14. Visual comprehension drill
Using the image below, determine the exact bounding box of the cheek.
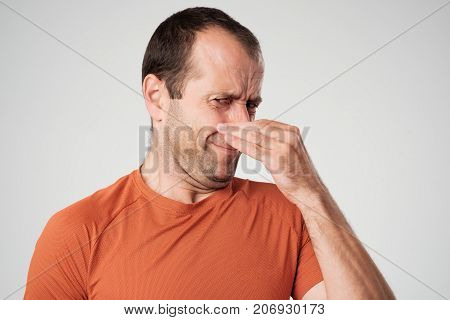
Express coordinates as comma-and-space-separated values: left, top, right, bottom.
175, 101, 235, 146
196, 112, 225, 137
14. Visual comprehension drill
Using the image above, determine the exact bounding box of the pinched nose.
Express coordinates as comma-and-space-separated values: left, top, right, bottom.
227, 103, 250, 123
210, 103, 249, 150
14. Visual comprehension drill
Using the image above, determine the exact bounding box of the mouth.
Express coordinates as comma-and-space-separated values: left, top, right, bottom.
209, 141, 237, 152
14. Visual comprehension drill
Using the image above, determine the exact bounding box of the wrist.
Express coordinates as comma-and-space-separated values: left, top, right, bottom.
291, 187, 326, 212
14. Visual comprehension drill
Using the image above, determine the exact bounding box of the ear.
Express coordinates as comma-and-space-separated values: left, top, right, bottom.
142, 74, 165, 123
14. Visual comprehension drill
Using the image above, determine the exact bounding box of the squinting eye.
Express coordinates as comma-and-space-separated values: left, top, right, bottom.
246, 102, 259, 109
214, 98, 232, 105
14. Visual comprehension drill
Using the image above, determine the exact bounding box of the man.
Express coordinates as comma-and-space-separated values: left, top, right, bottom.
24, 7, 395, 299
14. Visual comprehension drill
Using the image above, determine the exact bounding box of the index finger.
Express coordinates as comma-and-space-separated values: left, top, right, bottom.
217, 120, 296, 142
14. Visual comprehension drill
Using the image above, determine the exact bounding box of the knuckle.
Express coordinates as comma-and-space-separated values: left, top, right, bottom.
291, 125, 301, 135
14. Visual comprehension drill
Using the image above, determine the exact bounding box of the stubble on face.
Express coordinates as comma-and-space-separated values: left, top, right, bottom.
163, 99, 240, 189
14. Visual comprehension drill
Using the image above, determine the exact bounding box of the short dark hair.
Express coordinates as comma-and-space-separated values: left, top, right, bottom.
141, 7, 263, 99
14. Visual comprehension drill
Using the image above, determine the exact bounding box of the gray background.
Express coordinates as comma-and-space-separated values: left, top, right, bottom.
1, 0, 449, 299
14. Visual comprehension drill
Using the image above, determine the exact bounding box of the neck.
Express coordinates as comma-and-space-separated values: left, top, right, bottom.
140, 146, 223, 204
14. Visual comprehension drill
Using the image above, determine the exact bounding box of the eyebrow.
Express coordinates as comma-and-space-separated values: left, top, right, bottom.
250, 96, 263, 104
206, 91, 263, 104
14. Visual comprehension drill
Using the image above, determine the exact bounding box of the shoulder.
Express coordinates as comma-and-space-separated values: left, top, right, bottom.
41, 170, 142, 246
231, 176, 303, 236
24, 170, 143, 299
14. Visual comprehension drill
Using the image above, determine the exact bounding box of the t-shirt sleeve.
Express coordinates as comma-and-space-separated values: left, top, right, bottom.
291, 213, 323, 299
23, 205, 92, 300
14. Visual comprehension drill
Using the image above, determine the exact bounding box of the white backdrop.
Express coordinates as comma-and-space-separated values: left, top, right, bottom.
1, 0, 449, 299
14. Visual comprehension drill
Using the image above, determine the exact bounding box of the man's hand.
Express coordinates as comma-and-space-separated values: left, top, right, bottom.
217, 119, 324, 206
217, 118, 396, 299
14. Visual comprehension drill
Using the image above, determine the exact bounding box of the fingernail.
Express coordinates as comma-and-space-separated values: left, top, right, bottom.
217, 123, 227, 131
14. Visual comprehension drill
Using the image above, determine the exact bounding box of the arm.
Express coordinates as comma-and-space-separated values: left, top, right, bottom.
302, 281, 327, 299
217, 119, 395, 300
24, 205, 91, 299
293, 185, 395, 299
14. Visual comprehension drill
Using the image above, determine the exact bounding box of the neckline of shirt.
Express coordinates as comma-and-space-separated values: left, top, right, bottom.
131, 164, 234, 215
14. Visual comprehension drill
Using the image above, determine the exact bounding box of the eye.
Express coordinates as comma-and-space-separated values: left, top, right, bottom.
214, 98, 232, 106
246, 102, 259, 109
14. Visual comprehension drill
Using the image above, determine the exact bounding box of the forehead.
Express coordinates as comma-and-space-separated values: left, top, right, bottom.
189, 27, 264, 97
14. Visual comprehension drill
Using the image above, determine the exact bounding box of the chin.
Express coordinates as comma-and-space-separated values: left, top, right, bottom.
196, 147, 240, 186
197, 162, 234, 185
212, 170, 234, 182
212, 160, 239, 182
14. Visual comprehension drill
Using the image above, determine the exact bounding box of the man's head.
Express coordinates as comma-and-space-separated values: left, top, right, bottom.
141, 7, 264, 189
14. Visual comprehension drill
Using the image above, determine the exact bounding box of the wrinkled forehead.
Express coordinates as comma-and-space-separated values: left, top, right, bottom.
190, 27, 264, 98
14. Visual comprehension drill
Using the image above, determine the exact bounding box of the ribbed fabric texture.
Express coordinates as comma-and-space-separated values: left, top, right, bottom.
23, 165, 323, 300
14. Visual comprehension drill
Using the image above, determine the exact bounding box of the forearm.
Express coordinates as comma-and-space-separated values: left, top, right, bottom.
293, 186, 395, 299
217, 118, 396, 298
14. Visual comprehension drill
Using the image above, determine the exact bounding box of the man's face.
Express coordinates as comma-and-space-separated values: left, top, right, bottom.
161, 27, 264, 189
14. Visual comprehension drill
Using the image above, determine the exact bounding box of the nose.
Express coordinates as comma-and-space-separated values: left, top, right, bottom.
225, 101, 250, 123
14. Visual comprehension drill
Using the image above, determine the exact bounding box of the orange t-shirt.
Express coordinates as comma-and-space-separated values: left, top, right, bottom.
23, 165, 323, 300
